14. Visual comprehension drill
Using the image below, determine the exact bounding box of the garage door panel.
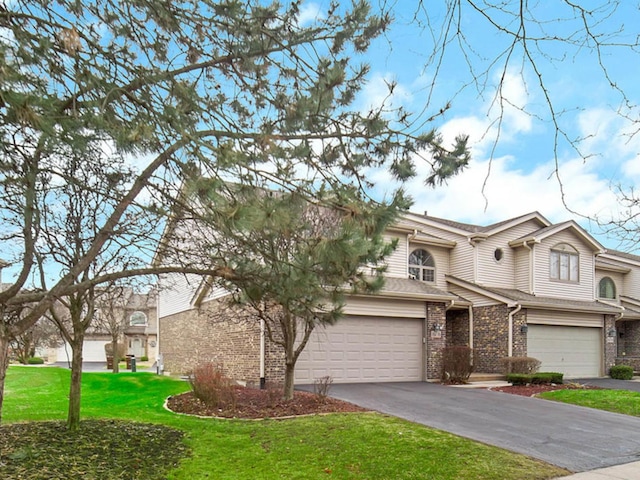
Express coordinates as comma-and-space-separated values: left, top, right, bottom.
528, 325, 602, 378
295, 316, 423, 384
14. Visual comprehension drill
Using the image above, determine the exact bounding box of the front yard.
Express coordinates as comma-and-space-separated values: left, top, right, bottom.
539, 387, 640, 416
1, 366, 568, 479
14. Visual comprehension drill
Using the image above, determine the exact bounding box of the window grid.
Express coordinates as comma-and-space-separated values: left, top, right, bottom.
409, 249, 435, 283
550, 248, 579, 282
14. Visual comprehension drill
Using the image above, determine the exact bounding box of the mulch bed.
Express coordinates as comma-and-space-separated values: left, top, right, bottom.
166, 387, 368, 419
490, 383, 603, 397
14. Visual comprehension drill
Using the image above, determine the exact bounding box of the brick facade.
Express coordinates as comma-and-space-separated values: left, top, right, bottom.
616, 319, 640, 373
512, 309, 527, 358
159, 299, 285, 387
446, 309, 470, 347
472, 305, 509, 373
426, 302, 447, 379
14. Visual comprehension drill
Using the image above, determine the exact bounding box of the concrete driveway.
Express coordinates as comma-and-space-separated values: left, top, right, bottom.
310, 382, 640, 472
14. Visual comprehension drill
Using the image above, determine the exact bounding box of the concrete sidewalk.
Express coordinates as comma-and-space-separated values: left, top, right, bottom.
557, 461, 640, 479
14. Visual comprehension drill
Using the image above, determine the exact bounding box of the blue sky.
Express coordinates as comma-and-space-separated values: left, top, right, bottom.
304, 1, 640, 250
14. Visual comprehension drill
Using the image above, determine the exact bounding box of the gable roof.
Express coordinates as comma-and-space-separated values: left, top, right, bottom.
600, 249, 640, 267
447, 275, 621, 314
508, 220, 604, 252
403, 211, 551, 238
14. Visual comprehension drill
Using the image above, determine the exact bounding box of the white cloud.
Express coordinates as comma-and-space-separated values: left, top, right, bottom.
297, 3, 325, 26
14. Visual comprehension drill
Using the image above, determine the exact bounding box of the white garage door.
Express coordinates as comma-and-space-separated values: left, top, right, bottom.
294, 316, 423, 384
528, 325, 602, 377
56, 340, 109, 363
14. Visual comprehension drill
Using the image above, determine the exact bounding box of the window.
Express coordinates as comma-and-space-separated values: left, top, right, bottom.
130, 311, 147, 326
549, 243, 579, 282
409, 249, 435, 282
598, 277, 616, 299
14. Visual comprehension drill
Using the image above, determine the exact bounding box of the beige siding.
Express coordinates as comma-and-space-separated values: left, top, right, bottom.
383, 232, 408, 278
447, 284, 500, 307
476, 219, 543, 288
624, 268, 640, 298
514, 247, 531, 292
416, 225, 473, 280
157, 272, 202, 318
344, 296, 425, 318
527, 310, 604, 328
408, 243, 450, 289
533, 230, 596, 300
605, 259, 640, 299
595, 270, 624, 302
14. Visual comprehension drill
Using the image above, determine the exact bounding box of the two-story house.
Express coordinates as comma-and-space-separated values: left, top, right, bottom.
157, 211, 640, 385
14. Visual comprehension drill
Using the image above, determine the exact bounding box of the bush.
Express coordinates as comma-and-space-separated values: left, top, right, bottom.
188, 363, 236, 409
140, 356, 149, 362
507, 372, 564, 385
610, 365, 634, 380
506, 374, 531, 385
441, 346, 474, 384
27, 357, 44, 365
531, 372, 563, 384
500, 357, 541, 375
313, 376, 333, 402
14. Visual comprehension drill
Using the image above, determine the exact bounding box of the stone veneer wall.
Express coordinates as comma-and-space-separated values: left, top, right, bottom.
426, 302, 447, 379
446, 310, 470, 347
159, 300, 263, 386
617, 320, 640, 357
602, 314, 616, 374
472, 304, 509, 373
512, 309, 527, 358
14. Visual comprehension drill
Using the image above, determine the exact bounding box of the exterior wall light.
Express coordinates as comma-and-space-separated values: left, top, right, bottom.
520, 325, 528, 334
607, 328, 616, 338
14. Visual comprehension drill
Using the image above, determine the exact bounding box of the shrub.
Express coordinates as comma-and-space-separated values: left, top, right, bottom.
27, 357, 44, 365
506, 374, 531, 385
140, 356, 149, 362
263, 382, 283, 408
188, 363, 236, 409
500, 357, 541, 375
610, 365, 634, 380
313, 376, 333, 403
531, 372, 563, 384
507, 372, 563, 385
441, 346, 474, 384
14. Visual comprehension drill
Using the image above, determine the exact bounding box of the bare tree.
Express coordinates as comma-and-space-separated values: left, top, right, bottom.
94, 286, 134, 374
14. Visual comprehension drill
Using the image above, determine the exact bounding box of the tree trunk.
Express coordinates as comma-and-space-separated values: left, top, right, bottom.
283, 361, 296, 401
67, 337, 84, 431
111, 338, 119, 374
0, 333, 10, 425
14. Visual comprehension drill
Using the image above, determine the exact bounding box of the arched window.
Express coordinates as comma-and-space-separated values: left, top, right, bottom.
130, 311, 147, 326
409, 249, 435, 282
549, 243, 579, 282
598, 277, 616, 299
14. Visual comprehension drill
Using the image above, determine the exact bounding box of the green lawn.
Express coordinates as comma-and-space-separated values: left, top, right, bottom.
2, 366, 568, 479
539, 388, 640, 416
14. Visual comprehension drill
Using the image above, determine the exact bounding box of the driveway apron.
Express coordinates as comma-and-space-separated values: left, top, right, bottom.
316, 382, 640, 472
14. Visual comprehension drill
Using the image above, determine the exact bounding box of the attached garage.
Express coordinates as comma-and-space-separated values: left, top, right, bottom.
55, 339, 110, 363
527, 319, 603, 378
294, 316, 424, 384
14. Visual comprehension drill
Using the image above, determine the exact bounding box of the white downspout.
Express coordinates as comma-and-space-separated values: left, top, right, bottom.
523, 242, 534, 294
468, 238, 478, 283
508, 304, 522, 357
260, 319, 265, 388
468, 305, 474, 351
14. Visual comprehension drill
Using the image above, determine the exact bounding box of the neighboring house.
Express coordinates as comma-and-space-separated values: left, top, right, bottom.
50, 289, 159, 364
157, 211, 640, 385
